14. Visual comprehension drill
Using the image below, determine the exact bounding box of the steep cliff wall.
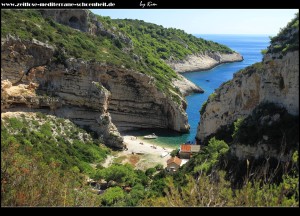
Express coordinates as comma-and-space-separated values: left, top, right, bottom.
197, 51, 299, 142
1, 37, 190, 149
60, 58, 189, 133
1, 36, 123, 149
195, 15, 299, 181
196, 15, 299, 156
1, 9, 246, 149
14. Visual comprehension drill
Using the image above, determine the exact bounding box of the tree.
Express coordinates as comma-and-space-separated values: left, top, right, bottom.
100, 187, 125, 206
170, 149, 179, 157
155, 164, 163, 171
145, 167, 156, 177
95, 164, 138, 186
125, 184, 145, 206
193, 137, 229, 174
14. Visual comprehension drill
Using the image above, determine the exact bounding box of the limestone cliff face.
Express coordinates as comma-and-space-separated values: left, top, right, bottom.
1, 36, 123, 149
197, 50, 299, 142
1, 37, 190, 148
167, 52, 243, 73
62, 59, 189, 133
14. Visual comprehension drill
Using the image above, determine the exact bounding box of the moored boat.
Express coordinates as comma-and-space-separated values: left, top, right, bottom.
143, 133, 158, 139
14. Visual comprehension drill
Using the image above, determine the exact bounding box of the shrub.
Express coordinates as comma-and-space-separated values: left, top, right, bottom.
100, 187, 125, 206
145, 167, 156, 177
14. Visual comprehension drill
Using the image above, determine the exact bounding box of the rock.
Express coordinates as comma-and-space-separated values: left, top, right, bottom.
172, 74, 204, 96
1, 37, 190, 148
166, 52, 243, 73
197, 50, 299, 142
39, 9, 90, 32
1, 36, 54, 84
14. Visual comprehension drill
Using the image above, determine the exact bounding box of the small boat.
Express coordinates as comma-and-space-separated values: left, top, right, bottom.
144, 133, 158, 139
160, 152, 169, 158
206, 79, 210, 82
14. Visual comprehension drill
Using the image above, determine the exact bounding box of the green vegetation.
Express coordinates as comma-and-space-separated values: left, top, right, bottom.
90, 163, 152, 206
1, 11, 298, 207
268, 13, 299, 55
192, 137, 229, 174
261, 49, 267, 55
139, 131, 298, 206
230, 103, 299, 151
93, 163, 143, 186
200, 92, 217, 116
115, 18, 233, 62
2, 110, 297, 206
1, 141, 102, 206
232, 118, 244, 139
140, 169, 298, 206
1, 113, 111, 206
1, 10, 133, 66
100, 187, 125, 206
1, 114, 110, 175
1, 9, 234, 103
208, 92, 217, 100
170, 148, 179, 157
200, 100, 208, 116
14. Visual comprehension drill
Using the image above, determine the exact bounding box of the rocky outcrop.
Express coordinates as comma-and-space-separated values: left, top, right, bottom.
62, 59, 189, 133
197, 52, 299, 143
196, 50, 299, 143
172, 74, 204, 96
39, 9, 90, 32
1, 37, 123, 149
1, 35, 54, 83
1, 37, 190, 148
166, 52, 243, 73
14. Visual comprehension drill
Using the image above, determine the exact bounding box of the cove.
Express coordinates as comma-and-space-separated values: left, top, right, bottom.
129, 34, 271, 148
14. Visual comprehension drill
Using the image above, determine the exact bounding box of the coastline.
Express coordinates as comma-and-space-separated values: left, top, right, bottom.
104, 135, 176, 170
167, 52, 243, 73
172, 73, 204, 96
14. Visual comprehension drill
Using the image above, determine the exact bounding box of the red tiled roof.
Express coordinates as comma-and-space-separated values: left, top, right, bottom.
180, 144, 191, 152
167, 156, 182, 166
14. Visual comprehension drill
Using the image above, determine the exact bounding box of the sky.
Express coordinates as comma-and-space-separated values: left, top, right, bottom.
91, 9, 298, 35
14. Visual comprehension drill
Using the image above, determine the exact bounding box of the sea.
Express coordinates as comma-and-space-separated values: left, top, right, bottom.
127, 34, 271, 148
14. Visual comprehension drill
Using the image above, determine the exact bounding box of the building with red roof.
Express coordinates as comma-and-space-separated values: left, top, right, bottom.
167, 156, 182, 172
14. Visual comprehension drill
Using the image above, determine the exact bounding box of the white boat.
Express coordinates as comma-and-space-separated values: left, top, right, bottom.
160, 152, 169, 158
143, 133, 158, 139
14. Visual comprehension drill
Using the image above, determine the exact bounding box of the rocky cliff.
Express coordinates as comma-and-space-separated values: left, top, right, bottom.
196, 15, 299, 161
194, 15, 299, 184
1, 9, 244, 149
197, 50, 299, 142
1, 36, 189, 148
1, 36, 123, 148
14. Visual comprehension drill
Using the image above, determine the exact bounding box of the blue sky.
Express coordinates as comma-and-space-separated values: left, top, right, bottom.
91, 9, 298, 35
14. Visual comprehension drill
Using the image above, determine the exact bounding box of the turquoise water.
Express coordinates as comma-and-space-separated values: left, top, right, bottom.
127, 35, 271, 148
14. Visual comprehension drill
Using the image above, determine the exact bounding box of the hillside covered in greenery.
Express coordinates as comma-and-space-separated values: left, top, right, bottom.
2, 10, 298, 207
268, 12, 299, 54
1, 9, 233, 96
1, 112, 110, 206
